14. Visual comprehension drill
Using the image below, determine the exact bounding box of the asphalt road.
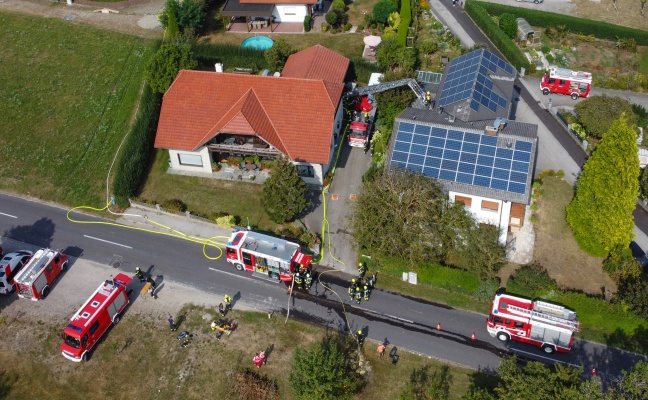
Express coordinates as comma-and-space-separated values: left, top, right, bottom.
1, 192, 645, 382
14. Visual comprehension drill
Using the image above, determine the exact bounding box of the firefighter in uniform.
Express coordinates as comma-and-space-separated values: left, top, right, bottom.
135, 267, 145, 283
224, 294, 232, 312
425, 91, 431, 105
354, 286, 362, 304
348, 278, 357, 298
357, 262, 367, 279
304, 273, 313, 290
294, 272, 304, 290
363, 283, 371, 301
356, 330, 365, 346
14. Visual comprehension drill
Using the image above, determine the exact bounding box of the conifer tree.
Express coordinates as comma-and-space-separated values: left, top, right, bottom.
566, 114, 639, 257
261, 156, 309, 223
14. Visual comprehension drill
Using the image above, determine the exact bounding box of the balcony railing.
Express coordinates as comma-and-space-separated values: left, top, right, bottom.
207, 142, 281, 158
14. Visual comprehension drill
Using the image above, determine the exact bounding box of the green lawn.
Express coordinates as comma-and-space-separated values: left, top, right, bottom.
0, 11, 154, 207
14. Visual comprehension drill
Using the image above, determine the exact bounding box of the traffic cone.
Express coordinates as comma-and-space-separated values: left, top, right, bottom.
436, 323, 441, 331
471, 332, 476, 341
592, 368, 596, 375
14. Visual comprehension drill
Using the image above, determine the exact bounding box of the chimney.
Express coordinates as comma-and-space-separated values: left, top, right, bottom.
484, 126, 498, 136
215, 63, 224, 73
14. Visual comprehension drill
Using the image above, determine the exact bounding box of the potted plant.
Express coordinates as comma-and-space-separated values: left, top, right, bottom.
211, 162, 221, 172
261, 160, 274, 170
227, 156, 241, 166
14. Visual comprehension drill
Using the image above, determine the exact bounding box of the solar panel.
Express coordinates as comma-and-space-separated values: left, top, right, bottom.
417, 70, 443, 84
390, 121, 533, 197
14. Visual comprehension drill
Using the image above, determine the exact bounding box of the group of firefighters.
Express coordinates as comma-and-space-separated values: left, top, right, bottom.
292, 264, 314, 291
348, 262, 377, 304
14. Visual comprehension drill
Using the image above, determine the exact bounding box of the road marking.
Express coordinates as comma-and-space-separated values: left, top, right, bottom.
354, 306, 414, 323
0, 212, 17, 219
208, 267, 244, 279
83, 235, 132, 249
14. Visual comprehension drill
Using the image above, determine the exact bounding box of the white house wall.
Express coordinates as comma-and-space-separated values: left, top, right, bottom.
273, 5, 308, 23
168, 147, 212, 174
449, 191, 512, 245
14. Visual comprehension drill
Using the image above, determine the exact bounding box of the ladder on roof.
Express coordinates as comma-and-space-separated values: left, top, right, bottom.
347, 79, 427, 102
505, 303, 580, 331
552, 68, 591, 82
15, 249, 56, 284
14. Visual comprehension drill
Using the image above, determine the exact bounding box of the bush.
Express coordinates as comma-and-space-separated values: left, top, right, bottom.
192, 42, 266, 72
373, 0, 397, 24
332, 0, 345, 10
506, 262, 558, 298
397, 0, 411, 46
325, 11, 338, 26
112, 82, 163, 207
464, 2, 529, 71
162, 198, 187, 213
633, 103, 648, 128
230, 368, 280, 400
344, 22, 352, 31
215, 215, 236, 229
303, 15, 311, 32
498, 13, 517, 39
357, 24, 364, 31
321, 23, 329, 32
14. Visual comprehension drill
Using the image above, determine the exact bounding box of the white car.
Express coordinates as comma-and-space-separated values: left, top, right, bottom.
0, 251, 33, 294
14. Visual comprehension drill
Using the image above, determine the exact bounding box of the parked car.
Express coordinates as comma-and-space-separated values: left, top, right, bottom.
0, 251, 33, 294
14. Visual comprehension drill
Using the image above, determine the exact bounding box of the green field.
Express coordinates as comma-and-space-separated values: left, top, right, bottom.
0, 11, 154, 207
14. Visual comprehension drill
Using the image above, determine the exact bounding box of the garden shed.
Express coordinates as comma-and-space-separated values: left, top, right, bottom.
517, 18, 540, 45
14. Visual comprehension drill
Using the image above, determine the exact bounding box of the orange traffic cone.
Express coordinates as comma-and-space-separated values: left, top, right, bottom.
436, 323, 441, 331
471, 332, 476, 341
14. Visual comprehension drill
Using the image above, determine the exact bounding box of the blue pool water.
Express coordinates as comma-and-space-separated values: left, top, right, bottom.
241, 36, 274, 51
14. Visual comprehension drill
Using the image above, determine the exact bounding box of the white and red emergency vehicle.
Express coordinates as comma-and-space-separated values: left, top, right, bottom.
0, 251, 33, 295
225, 230, 312, 283
486, 292, 580, 354
13, 248, 68, 300
540, 67, 592, 100
348, 95, 376, 151
61, 273, 132, 362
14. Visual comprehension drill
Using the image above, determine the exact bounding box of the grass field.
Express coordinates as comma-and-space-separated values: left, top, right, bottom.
0, 11, 153, 207
0, 305, 476, 399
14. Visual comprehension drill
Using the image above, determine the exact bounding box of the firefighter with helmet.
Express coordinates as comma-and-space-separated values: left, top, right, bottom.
224, 294, 232, 312
356, 330, 365, 346
294, 272, 304, 289
348, 278, 357, 298
363, 283, 371, 301
358, 262, 367, 279
304, 273, 313, 290
135, 267, 145, 283
354, 286, 362, 304
425, 91, 431, 105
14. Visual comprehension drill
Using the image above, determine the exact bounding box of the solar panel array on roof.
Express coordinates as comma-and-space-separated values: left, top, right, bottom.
390, 121, 532, 195
438, 50, 514, 113
417, 70, 443, 84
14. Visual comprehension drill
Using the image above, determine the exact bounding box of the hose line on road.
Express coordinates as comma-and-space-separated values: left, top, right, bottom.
66, 202, 227, 260
316, 269, 352, 334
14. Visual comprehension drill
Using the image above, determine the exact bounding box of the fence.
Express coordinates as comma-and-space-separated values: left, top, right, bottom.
128, 199, 218, 226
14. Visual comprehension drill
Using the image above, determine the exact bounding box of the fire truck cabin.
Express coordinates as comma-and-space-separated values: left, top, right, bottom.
225, 230, 311, 282
61, 273, 132, 362
486, 292, 579, 354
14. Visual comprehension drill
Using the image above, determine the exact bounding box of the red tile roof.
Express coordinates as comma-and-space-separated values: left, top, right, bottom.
282, 45, 350, 87
155, 68, 347, 164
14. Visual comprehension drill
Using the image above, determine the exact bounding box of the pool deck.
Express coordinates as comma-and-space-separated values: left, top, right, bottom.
227, 21, 304, 34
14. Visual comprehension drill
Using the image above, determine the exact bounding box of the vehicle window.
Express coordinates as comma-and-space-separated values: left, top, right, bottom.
89, 321, 100, 335
54, 255, 60, 264
494, 317, 504, 324
514, 322, 524, 329
0, 282, 5, 288
63, 334, 81, 349
81, 334, 88, 347
46, 265, 53, 273
242, 252, 252, 265
548, 78, 556, 84
505, 319, 511, 325
226, 247, 236, 255
559, 80, 566, 85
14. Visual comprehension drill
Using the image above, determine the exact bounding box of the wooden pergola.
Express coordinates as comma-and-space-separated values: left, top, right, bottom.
221, 0, 275, 32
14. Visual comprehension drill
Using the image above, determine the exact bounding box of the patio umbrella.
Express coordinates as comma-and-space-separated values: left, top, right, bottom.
363, 35, 382, 47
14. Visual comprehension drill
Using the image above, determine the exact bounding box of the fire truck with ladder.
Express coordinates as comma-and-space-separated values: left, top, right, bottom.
225, 230, 312, 283
61, 273, 132, 362
540, 67, 592, 100
486, 292, 580, 354
348, 96, 377, 151
14, 248, 68, 300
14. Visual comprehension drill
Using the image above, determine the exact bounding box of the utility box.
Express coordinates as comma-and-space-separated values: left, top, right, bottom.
408, 272, 417, 285
402, 272, 408, 282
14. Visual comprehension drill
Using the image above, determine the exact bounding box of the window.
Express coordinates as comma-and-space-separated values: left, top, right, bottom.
284, 6, 297, 15
297, 165, 315, 178
481, 200, 499, 212
559, 79, 566, 85
514, 322, 524, 329
177, 153, 204, 167
548, 78, 556, 84
91, 301, 100, 308
242, 252, 252, 266
493, 317, 504, 324
226, 248, 237, 256
89, 321, 100, 335
455, 195, 472, 207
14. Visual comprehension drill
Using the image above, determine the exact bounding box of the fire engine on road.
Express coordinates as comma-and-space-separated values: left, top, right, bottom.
14, 248, 68, 300
61, 273, 132, 362
486, 292, 580, 354
225, 230, 312, 283
348, 95, 376, 151
540, 67, 592, 100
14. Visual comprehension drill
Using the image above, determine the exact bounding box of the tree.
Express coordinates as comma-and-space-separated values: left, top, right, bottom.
617, 273, 648, 320
332, 0, 345, 10
289, 335, 360, 399
498, 13, 517, 39
264, 38, 294, 72
566, 114, 640, 257
375, 39, 417, 72
401, 364, 453, 400
373, 0, 397, 24
452, 223, 504, 278
602, 243, 641, 279
261, 156, 308, 223
145, 42, 197, 94
325, 11, 338, 26
165, 9, 180, 40
350, 169, 473, 266
159, 0, 206, 33
575, 95, 638, 139
613, 361, 648, 399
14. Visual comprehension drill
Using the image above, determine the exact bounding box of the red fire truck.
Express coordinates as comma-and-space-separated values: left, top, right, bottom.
14, 248, 68, 300
486, 292, 580, 354
225, 230, 312, 283
348, 95, 376, 151
540, 67, 592, 100
61, 273, 132, 362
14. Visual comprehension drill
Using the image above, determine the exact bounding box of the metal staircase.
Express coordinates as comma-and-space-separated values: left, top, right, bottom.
505, 303, 580, 331
347, 78, 427, 102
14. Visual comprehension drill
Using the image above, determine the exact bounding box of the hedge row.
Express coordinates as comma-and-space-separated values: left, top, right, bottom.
397, 0, 411, 46
464, 1, 530, 72
112, 82, 163, 207
472, 0, 648, 46
191, 42, 267, 72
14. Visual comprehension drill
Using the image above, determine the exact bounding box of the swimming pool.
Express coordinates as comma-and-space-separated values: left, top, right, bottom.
241, 36, 274, 51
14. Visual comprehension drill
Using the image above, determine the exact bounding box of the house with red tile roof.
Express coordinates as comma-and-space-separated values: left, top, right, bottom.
222, 0, 319, 27
154, 45, 350, 188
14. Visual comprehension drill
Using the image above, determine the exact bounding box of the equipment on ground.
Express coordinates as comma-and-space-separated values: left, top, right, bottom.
486, 292, 580, 354
540, 67, 592, 100
225, 230, 312, 283
61, 273, 132, 362
14, 248, 68, 300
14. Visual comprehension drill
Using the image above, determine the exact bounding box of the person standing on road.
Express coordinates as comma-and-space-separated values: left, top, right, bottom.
146, 276, 157, 290
224, 294, 232, 312
135, 267, 145, 283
